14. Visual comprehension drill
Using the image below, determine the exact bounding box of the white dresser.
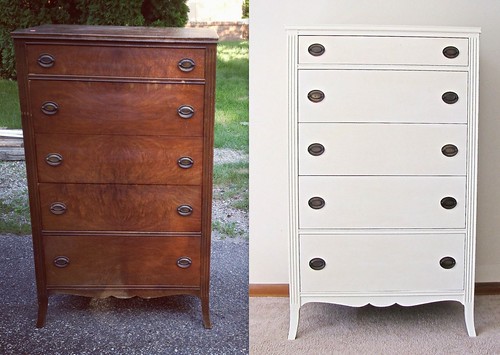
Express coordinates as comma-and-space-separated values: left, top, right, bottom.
287, 26, 480, 339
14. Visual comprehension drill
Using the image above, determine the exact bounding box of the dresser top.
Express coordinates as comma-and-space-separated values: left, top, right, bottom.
286, 25, 481, 36
12, 24, 218, 43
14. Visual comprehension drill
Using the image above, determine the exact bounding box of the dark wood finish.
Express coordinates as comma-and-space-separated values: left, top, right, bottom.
12, 24, 217, 328
475, 282, 500, 295
249, 284, 290, 297
36, 134, 203, 184
30, 81, 205, 136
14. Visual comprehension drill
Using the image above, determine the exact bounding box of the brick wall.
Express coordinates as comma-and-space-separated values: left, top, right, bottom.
186, 21, 249, 41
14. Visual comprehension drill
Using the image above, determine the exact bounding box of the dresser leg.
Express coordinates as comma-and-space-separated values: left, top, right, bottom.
36, 294, 48, 328
201, 296, 212, 329
464, 302, 476, 337
288, 304, 300, 340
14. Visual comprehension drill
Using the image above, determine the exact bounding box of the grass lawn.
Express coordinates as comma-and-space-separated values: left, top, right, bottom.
0, 79, 20, 129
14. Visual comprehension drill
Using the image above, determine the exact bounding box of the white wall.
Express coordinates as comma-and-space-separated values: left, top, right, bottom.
249, 0, 500, 284
187, 0, 244, 22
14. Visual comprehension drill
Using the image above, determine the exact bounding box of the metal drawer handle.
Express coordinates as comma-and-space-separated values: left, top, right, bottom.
442, 92, 459, 104
178, 156, 194, 169
176, 256, 192, 269
309, 258, 326, 270
37, 53, 55, 68
307, 90, 325, 103
178, 58, 195, 72
177, 205, 193, 216
443, 46, 460, 59
53, 256, 70, 268
50, 202, 67, 215
440, 256, 456, 269
308, 197, 325, 210
440, 197, 457, 210
442, 144, 458, 157
308, 143, 325, 156
308, 43, 325, 56
45, 153, 63, 166
41, 101, 59, 115
177, 105, 195, 119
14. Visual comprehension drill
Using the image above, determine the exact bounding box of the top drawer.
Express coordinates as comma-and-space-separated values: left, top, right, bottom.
299, 36, 468, 66
26, 44, 206, 79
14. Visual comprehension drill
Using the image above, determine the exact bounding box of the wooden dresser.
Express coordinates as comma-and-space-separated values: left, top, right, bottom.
287, 26, 480, 339
12, 24, 217, 328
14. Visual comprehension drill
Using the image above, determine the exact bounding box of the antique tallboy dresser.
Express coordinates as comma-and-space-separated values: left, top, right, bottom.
12, 25, 217, 327
287, 26, 480, 339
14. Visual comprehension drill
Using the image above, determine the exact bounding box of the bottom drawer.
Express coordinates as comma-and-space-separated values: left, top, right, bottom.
44, 235, 201, 287
300, 233, 464, 293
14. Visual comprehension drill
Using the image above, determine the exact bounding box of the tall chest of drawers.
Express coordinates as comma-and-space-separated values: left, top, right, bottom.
287, 26, 480, 339
12, 25, 217, 328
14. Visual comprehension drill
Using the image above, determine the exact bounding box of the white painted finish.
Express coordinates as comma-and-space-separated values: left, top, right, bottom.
299, 36, 469, 66
300, 233, 465, 292
298, 123, 467, 175
299, 176, 466, 229
299, 70, 468, 123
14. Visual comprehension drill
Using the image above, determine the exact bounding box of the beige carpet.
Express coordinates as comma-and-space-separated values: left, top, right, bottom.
250, 296, 500, 354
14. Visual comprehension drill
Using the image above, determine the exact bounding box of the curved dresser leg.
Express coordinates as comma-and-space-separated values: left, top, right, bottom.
464, 302, 476, 337
201, 296, 212, 329
288, 303, 300, 340
36, 294, 48, 328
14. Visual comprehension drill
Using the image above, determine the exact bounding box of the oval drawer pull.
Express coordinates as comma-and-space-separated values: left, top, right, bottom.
50, 202, 67, 215
177, 205, 193, 216
308, 43, 325, 56
442, 144, 458, 157
443, 46, 460, 59
440, 197, 457, 210
442, 91, 459, 104
307, 90, 325, 103
53, 256, 70, 268
41, 101, 59, 115
177, 105, 195, 119
308, 143, 325, 156
308, 197, 325, 210
309, 258, 326, 270
178, 58, 195, 72
440, 256, 456, 269
177, 256, 192, 269
178, 156, 194, 169
37, 53, 55, 68
45, 153, 63, 166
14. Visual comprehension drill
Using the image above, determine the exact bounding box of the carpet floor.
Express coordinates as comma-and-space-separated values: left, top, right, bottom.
250, 296, 500, 354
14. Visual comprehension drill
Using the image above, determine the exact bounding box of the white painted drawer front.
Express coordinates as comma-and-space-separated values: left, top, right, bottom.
300, 234, 464, 292
298, 123, 467, 176
299, 36, 468, 66
298, 70, 467, 123
299, 176, 465, 229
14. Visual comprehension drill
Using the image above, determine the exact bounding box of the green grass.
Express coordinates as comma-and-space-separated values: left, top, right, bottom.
213, 161, 249, 211
0, 80, 21, 129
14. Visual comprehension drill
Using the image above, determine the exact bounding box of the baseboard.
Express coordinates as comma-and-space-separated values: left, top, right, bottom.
249, 282, 500, 297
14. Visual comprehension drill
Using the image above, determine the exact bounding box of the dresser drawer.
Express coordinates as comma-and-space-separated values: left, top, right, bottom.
36, 134, 203, 185
27, 44, 206, 79
299, 36, 468, 66
44, 235, 200, 287
299, 176, 465, 229
299, 70, 467, 123
30, 81, 204, 136
300, 234, 464, 292
299, 123, 467, 175
39, 183, 202, 232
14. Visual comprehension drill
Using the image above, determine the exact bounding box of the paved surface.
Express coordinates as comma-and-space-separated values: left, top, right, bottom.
0, 235, 248, 354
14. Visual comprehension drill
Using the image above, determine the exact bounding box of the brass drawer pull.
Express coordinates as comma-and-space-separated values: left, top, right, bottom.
41, 101, 59, 115
442, 144, 458, 157
178, 58, 196, 72
37, 53, 55, 68
177, 205, 193, 216
45, 153, 63, 166
443, 46, 459, 59
442, 92, 459, 104
176, 256, 192, 269
50, 202, 67, 215
308, 90, 325, 103
53, 256, 70, 268
308, 197, 325, 210
440, 256, 456, 269
178, 105, 195, 119
309, 258, 326, 270
440, 197, 457, 210
308, 43, 325, 56
308, 143, 325, 156
178, 156, 194, 169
